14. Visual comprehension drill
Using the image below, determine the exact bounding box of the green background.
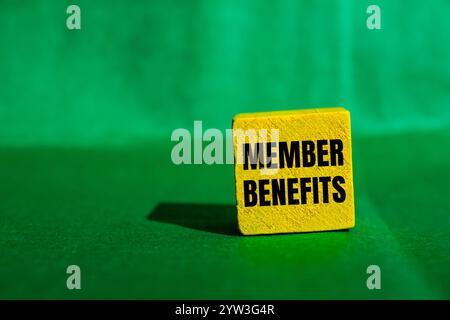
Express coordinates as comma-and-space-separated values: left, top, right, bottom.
0, 0, 449, 299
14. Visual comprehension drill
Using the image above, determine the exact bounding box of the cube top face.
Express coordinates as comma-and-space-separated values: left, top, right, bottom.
232, 107, 355, 235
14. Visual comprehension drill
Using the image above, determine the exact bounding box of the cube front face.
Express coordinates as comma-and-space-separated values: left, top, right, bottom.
233, 108, 355, 235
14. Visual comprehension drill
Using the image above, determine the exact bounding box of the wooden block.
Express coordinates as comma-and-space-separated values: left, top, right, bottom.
232, 107, 355, 235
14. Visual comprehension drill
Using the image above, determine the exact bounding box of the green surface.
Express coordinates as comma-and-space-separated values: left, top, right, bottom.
0, 0, 450, 299
1, 131, 450, 299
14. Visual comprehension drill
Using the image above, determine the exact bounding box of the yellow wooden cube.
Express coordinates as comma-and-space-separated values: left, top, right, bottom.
232, 107, 355, 235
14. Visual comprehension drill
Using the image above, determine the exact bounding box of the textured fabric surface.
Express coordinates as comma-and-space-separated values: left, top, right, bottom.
0, 0, 449, 145
0, 1, 449, 299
